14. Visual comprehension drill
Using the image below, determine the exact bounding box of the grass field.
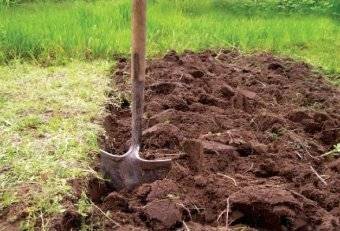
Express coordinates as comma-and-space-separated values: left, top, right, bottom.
0, 0, 339, 230
0, 0, 339, 74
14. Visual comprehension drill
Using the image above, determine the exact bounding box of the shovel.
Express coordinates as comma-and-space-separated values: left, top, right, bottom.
100, 0, 172, 191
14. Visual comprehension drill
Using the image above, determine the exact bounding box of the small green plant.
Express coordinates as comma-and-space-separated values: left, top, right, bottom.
77, 192, 92, 217
0, 191, 18, 210
320, 143, 340, 157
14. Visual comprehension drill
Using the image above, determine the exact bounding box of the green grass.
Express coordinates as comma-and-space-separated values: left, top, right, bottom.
0, 61, 109, 229
0, 0, 339, 74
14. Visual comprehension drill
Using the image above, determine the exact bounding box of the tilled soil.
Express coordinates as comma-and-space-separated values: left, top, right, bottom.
89, 50, 339, 231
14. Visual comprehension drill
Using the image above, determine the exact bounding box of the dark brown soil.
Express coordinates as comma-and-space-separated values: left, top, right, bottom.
94, 50, 339, 231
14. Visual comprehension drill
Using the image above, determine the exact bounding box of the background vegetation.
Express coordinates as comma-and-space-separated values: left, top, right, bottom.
1, 0, 339, 13
0, 0, 339, 75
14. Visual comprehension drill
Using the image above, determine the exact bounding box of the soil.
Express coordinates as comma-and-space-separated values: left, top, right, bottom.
68, 50, 340, 230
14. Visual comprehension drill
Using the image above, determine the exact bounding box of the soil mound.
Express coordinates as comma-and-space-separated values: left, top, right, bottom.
96, 50, 339, 230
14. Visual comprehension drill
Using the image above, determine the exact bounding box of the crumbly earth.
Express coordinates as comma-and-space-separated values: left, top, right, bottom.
67, 50, 340, 230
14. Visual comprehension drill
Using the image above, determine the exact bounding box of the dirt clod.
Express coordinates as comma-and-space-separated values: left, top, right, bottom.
237, 89, 257, 99
60, 210, 82, 231
102, 192, 129, 212
146, 179, 179, 202
182, 139, 204, 172
220, 84, 236, 98
142, 199, 182, 230
142, 123, 183, 149
87, 177, 111, 203
201, 140, 237, 155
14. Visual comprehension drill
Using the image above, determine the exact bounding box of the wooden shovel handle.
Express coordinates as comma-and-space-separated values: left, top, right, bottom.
131, 0, 146, 146
132, 0, 146, 82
